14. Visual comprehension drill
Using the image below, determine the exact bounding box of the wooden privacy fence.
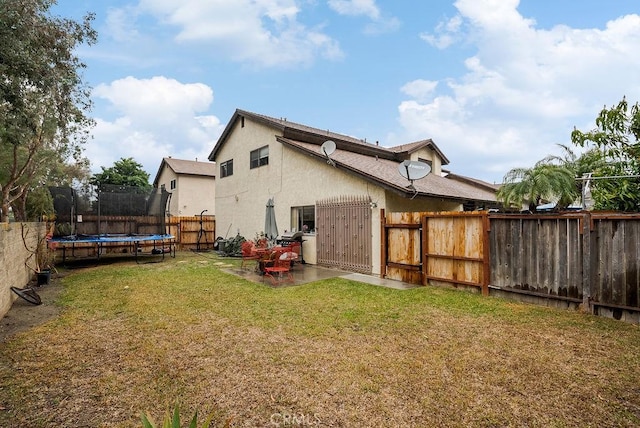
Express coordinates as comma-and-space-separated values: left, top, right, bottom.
382, 210, 640, 320
58, 215, 215, 250
167, 215, 216, 250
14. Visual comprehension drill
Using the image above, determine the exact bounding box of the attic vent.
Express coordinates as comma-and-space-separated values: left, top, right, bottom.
241, 116, 245, 127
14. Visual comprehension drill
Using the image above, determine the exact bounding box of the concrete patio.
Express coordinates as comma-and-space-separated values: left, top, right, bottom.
222, 261, 419, 290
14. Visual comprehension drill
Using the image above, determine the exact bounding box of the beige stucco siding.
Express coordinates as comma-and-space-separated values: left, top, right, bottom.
173, 175, 215, 216
409, 147, 442, 175
156, 165, 215, 216
214, 118, 386, 273
384, 192, 462, 213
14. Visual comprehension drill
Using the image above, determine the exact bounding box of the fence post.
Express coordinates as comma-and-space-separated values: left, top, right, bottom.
582, 212, 592, 313
481, 212, 490, 296
380, 208, 387, 278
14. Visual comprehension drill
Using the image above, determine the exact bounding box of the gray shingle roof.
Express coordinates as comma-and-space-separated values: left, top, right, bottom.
208, 109, 448, 164
209, 108, 496, 203
153, 157, 216, 187
279, 138, 497, 203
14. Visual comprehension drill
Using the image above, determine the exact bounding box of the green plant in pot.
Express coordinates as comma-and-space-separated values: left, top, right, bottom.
21, 223, 56, 285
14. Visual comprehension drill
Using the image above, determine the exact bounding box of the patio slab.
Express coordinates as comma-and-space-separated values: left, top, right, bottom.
225, 263, 420, 290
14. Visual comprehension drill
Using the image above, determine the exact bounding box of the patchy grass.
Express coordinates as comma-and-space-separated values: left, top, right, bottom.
1, 252, 640, 427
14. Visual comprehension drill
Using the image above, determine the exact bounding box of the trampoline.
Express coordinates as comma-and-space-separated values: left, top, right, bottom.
47, 184, 176, 264
49, 233, 176, 263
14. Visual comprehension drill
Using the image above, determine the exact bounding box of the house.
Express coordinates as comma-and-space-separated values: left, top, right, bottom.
152, 157, 216, 216
208, 109, 497, 275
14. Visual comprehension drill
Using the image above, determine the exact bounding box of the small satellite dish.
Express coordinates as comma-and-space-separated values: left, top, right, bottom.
397, 160, 431, 199
320, 140, 336, 167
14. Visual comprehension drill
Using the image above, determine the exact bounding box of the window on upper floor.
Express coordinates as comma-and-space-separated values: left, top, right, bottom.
220, 159, 233, 178
291, 205, 315, 234
170, 179, 176, 190
250, 146, 269, 169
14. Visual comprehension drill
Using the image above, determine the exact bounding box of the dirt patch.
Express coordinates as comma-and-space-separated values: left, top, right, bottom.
0, 275, 65, 343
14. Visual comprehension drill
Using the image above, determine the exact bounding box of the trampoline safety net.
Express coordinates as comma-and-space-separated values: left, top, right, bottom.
49, 184, 171, 237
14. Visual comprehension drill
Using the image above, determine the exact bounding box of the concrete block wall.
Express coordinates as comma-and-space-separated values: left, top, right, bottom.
0, 222, 46, 319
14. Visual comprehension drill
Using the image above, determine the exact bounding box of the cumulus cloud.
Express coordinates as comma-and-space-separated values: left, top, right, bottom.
396, 0, 640, 183
400, 80, 439, 102
131, 0, 343, 68
89, 76, 223, 176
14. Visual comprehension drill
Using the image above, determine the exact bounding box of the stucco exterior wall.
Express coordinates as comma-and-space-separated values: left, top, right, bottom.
156, 165, 216, 216
384, 192, 462, 213
214, 118, 387, 273
0, 222, 46, 319
409, 147, 442, 175
172, 175, 216, 216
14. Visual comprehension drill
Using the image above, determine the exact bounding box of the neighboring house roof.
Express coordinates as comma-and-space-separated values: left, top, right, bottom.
445, 173, 501, 193
209, 109, 496, 203
152, 157, 216, 188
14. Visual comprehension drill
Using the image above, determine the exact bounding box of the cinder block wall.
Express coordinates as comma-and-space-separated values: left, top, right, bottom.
0, 222, 46, 319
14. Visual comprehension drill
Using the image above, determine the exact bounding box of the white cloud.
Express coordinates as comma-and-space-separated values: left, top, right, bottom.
400, 80, 438, 102
395, 0, 640, 183
328, 0, 400, 35
132, 0, 344, 68
89, 76, 223, 177
328, 0, 380, 19
420, 15, 463, 49
104, 7, 140, 43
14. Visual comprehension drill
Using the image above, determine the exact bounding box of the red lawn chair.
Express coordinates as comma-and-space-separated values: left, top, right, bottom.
240, 241, 260, 270
263, 250, 294, 286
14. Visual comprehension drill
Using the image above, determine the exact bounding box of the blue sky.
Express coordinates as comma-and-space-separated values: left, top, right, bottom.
52, 0, 640, 184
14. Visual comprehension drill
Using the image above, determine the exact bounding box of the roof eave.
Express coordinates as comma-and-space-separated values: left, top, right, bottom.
152, 158, 170, 188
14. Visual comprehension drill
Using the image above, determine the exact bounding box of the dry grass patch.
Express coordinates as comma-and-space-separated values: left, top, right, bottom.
1, 252, 639, 427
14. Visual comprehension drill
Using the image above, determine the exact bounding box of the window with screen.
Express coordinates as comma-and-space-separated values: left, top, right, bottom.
250, 146, 269, 169
220, 159, 233, 178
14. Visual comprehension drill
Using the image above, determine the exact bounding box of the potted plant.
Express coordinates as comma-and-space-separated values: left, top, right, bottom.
22, 223, 56, 285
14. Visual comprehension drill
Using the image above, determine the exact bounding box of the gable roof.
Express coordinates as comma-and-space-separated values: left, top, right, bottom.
209, 109, 495, 203
208, 109, 448, 165
152, 157, 216, 188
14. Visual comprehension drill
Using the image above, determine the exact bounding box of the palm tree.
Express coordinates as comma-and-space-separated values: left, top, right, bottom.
497, 158, 579, 212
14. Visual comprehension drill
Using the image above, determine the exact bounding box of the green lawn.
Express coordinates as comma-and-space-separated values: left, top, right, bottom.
1, 252, 639, 427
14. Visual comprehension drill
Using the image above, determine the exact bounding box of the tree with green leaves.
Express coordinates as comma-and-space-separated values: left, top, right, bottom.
91, 157, 152, 190
497, 155, 579, 212
571, 97, 640, 211
0, 0, 96, 222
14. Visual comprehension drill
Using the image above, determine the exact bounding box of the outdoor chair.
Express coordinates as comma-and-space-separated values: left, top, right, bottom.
240, 241, 260, 270
263, 250, 294, 286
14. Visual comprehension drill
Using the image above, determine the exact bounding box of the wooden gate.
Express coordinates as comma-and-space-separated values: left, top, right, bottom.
382, 210, 490, 295
381, 211, 424, 284
178, 215, 216, 250
423, 211, 490, 295
316, 196, 372, 274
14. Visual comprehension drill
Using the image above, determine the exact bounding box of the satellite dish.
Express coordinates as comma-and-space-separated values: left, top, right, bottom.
397, 160, 431, 199
320, 140, 336, 167
321, 140, 336, 156
398, 160, 431, 180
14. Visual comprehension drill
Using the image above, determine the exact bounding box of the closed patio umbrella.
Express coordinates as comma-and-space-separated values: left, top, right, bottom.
265, 197, 278, 245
